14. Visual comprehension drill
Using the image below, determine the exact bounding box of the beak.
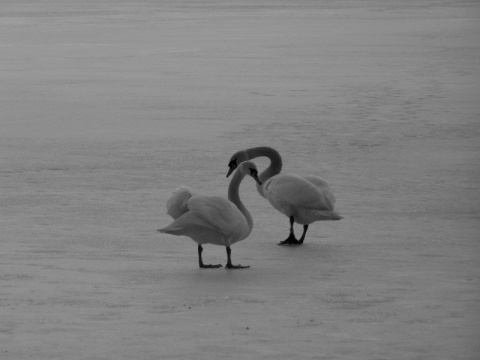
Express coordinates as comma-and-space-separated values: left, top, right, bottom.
253, 173, 262, 185
226, 166, 235, 178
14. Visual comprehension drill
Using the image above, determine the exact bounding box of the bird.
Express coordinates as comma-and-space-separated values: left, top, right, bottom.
158, 161, 262, 268
226, 147, 341, 245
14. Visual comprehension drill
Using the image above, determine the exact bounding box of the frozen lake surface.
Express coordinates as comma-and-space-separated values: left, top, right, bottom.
1, 1, 479, 359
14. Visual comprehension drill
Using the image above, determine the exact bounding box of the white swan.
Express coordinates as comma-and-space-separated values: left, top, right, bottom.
158, 161, 262, 269
226, 147, 342, 245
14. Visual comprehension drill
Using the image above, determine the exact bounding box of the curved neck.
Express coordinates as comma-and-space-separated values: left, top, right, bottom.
245, 147, 282, 196
245, 147, 282, 181
228, 170, 253, 231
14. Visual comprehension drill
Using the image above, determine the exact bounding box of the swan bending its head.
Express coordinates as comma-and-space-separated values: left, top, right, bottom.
158, 161, 261, 269
227, 146, 342, 246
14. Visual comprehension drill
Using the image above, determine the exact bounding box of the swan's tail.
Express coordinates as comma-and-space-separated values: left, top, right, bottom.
166, 186, 192, 219
331, 212, 343, 220
315, 210, 343, 221
157, 225, 177, 234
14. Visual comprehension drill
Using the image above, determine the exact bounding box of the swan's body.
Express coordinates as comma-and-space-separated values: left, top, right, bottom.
227, 147, 341, 245
158, 161, 261, 268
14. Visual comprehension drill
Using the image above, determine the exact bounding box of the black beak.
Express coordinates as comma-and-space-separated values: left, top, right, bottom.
226, 166, 235, 178
252, 173, 262, 185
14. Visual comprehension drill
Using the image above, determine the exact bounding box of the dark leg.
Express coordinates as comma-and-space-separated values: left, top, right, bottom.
225, 246, 250, 269
298, 225, 309, 244
198, 245, 222, 269
278, 216, 302, 246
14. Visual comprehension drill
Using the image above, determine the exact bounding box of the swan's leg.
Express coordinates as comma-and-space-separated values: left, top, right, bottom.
198, 245, 222, 269
298, 225, 309, 244
225, 246, 250, 269
278, 216, 302, 246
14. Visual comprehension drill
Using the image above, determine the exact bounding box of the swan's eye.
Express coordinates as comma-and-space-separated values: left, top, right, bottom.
228, 158, 238, 169
249, 168, 258, 177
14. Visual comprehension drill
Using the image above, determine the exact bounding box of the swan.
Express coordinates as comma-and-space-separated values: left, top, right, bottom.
158, 161, 262, 269
226, 147, 341, 246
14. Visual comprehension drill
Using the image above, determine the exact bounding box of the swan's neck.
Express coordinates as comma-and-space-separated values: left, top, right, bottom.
245, 147, 282, 196
228, 171, 253, 231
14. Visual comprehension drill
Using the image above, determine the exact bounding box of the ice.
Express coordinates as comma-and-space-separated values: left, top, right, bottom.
1, 1, 479, 359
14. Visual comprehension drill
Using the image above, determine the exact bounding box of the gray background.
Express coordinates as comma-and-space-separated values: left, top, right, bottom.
1, 1, 479, 359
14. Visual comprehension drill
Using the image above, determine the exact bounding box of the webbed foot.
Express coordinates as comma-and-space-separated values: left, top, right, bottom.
278, 233, 302, 246
226, 263, 250, 269
200, 264, 223, 269
225, 246, 249, 269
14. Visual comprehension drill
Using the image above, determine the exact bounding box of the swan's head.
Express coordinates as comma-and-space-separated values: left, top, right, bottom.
237, 161, 262, 185
226, 150, 249, 178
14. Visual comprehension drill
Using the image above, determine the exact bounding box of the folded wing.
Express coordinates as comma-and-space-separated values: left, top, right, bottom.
187, 195, 246, 236
266, 174, 335, 211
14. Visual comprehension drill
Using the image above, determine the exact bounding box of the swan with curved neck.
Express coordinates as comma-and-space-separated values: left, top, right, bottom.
227, 147, 341, 245
158, 161, 261, 268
